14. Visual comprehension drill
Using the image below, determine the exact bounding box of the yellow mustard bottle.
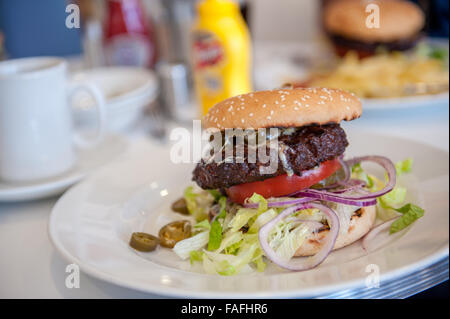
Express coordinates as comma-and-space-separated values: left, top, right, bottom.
191, 0, 252, 116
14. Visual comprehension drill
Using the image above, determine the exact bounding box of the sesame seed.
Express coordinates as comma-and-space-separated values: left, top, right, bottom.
262, 104, 266, 108
249, 113, 253, 117
267, 116, 271, 120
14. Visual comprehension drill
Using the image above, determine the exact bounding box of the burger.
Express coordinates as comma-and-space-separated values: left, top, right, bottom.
169, 88, 423, 274
323, 0, 425, 58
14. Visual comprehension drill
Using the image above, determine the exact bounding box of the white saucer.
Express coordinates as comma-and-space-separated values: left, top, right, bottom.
0, 135, 129, 202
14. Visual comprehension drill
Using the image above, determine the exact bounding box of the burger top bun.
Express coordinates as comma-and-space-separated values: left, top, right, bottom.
324, 0, 425, 42
295, 205, 376, 257
203, 87, 362, 130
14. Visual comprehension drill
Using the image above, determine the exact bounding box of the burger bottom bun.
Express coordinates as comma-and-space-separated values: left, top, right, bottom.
294, 205, 376, 257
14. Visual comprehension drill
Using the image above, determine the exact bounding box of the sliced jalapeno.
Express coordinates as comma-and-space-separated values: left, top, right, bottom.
159, 220, 191, 248
171, 198, 189, 215
129, 232, 159, 252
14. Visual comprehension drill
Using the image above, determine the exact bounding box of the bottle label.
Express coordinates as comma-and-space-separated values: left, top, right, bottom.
104, 34, 154, 67
192, 31, 225, 95
193, 31, 224, 69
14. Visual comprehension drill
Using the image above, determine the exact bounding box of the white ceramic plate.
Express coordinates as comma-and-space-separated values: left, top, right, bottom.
49, 133, 449, 298
362, 92, 449, 110
0, 135, 129, 202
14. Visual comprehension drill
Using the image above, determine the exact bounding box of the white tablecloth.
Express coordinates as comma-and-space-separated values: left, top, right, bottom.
0, 101, 448, 298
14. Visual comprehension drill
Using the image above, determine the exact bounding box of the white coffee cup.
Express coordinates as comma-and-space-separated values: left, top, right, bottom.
0, 57, 106, 182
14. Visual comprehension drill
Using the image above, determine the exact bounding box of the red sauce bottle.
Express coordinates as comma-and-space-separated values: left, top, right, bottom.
104, 0, 156, 68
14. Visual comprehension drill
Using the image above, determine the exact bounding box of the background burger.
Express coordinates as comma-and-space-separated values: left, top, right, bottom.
323, 0, 425, 58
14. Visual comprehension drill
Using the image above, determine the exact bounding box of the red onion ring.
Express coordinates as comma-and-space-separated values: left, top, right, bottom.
361, 216, 400, 251
258, 202, 340, 271
295, 191, 377, 207
329, 179, 366, 194
295, 156, 396, 202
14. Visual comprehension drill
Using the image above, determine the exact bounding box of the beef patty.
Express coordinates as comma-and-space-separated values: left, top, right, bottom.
192, 124, 348, 189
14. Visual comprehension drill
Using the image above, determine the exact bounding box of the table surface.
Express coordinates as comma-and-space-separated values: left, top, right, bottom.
0, 102, 448, 299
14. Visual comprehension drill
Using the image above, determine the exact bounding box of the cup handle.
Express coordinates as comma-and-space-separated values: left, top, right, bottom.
68, 82, 107, 149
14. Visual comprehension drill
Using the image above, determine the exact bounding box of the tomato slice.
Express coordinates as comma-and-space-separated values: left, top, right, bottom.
225, 159, 342, 204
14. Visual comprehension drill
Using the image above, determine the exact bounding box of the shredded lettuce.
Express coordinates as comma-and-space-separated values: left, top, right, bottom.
248, 209, 278, 233
173, 231, 210, 260
228, 208, 258, 233
395, 158, 413, 176
202, 243, 258, 275
248, 193, 268, 214
189, 250, 204, 264
207, 189, 222, 201
224, 240, 242, 255
253, 255, 267, 272
215, 231, 243, 253
389, 203, 425, 234
207, 196, 227, 250
275, 224, 311, 261
184, 186, 212, 221
208, 220, 223, 251
378, 186, 407, 219
193, 219, 211, 232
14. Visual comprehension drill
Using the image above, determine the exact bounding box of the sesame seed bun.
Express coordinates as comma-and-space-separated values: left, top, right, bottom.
203, 88, 362, 130
324, 0, 425, 43
294, 206, 376, 257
